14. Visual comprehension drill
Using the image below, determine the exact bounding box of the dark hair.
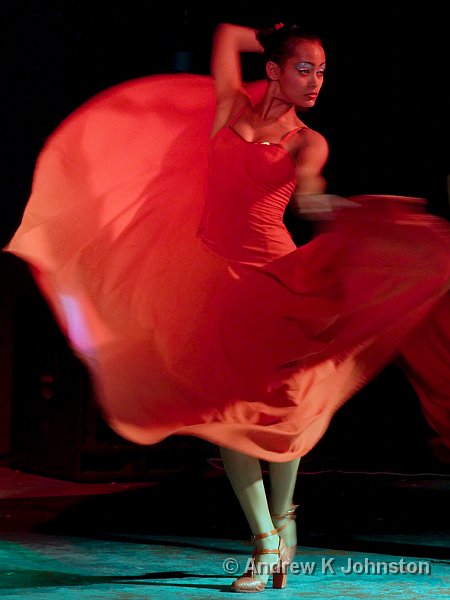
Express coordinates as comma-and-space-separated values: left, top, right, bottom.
256, 23, 323, 65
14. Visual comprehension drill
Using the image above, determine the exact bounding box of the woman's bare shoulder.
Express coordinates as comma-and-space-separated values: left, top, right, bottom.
296, 127, 328, 149
292, 127, 329, 162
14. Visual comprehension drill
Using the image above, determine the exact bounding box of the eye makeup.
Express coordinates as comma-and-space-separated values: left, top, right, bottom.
295, 61, 326, 70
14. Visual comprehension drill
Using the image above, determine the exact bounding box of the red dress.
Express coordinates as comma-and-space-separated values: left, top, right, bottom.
5, 74, 450, 461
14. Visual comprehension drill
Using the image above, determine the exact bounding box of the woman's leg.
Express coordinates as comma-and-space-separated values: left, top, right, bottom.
220, 446, 281, 582
220, 446, 275, 535
268, 458, 300, 514
268, 458, 300, 552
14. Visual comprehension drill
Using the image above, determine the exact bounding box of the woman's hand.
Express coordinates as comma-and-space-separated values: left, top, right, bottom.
291, 193, 360, 220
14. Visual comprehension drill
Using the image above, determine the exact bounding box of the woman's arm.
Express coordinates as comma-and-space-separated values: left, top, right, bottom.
210, 23, 263, 136
291, 130, 358, 219
291, 129, 335, 219
293, 129, 329, 196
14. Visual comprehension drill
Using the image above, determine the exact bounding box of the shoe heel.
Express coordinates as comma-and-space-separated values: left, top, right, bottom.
272, 571, 287, 589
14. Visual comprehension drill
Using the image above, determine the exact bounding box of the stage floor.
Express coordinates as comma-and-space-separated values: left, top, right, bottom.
0, 464, 448, 598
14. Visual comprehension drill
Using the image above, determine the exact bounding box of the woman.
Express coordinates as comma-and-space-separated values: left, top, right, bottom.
5, 20, 450, 593
203, 23, 450, 590
205, 22, 330, 591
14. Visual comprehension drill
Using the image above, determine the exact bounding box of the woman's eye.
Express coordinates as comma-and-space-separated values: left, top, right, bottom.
297, 69, 310, 76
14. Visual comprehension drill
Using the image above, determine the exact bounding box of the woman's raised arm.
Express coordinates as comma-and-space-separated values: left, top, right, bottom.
210, 23, 263, 135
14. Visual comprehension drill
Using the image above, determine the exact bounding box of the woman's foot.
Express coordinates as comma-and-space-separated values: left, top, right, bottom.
270, 505, 298, 563
231, 530, 289, 592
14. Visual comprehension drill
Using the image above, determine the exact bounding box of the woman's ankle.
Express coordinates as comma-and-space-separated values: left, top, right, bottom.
253, 532, 280, 551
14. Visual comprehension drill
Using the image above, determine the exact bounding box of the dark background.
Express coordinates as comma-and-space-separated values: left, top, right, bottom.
2, 0, 449, 245
1, 1, 449, 480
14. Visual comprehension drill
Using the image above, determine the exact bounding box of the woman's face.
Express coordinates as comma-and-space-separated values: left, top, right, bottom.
274, 40, 326, 109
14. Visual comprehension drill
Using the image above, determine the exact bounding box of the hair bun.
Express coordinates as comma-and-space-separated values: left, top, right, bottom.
256, 21, 322, 62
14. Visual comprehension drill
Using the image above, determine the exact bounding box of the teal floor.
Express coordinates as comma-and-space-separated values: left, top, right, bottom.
0, 532, 448, 599
0, 466, 448, 598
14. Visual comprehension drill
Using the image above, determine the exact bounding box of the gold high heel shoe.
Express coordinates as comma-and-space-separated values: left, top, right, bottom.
270, 504, 299, 563
231, 528, 289, 593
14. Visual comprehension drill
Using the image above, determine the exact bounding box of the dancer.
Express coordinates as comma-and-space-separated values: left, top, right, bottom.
204, 23, 449, 591
210, 22, 328, 591
5, 20, 450, 593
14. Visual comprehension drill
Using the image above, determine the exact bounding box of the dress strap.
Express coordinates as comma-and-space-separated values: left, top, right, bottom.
228, 104, 250, 127
280, 126, 308, 145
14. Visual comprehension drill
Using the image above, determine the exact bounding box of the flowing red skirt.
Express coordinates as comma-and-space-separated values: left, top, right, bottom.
5, 74, 450, 461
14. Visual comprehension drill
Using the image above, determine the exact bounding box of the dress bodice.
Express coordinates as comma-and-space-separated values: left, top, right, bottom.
199, 125, 298, 266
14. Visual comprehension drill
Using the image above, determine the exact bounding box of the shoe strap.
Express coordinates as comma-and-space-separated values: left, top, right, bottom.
250, 527, 278, 542
271, 504, 299, 520
252, 547, 281, 557
271, 504, 299, 534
